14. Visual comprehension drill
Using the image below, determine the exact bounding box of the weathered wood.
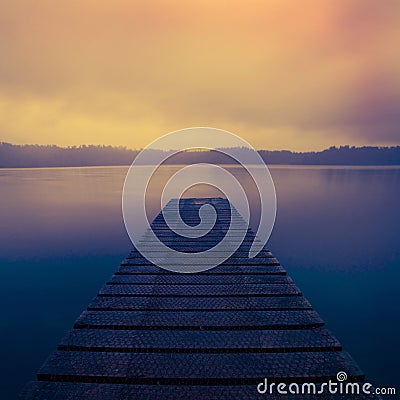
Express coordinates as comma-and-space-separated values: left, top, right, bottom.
36, 351, 363, 384
21, 382, 381, 400
87, 295, 312, 311
58, 327, 341, 353
73, 310, 324, 330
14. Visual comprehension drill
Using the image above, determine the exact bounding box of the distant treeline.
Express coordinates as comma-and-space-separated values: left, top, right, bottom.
0, 142, 399, 167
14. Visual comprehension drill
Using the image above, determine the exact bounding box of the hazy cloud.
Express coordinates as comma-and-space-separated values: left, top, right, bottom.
0, 0, 399, 150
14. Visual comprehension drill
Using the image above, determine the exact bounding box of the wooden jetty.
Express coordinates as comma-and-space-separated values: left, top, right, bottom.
22, 198, 377, 399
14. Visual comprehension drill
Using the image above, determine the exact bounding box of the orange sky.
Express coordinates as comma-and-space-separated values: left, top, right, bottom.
1, 0, 399, 151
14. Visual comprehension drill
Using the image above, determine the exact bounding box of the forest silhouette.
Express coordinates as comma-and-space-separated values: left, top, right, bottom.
0, 142, 399, 167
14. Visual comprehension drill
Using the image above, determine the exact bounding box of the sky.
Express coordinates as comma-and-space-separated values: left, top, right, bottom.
0, 0, 400, 151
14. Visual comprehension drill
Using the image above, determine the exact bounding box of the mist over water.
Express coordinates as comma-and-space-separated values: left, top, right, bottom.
0, 165, 399, 399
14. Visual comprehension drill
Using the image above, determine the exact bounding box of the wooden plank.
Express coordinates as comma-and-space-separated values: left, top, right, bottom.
98, 283, 301, 297
37, 351, 364, 384
118, 264, 286, 275
73, 310, 324, 330
59, 327, 341, 353
107, 274, 293, 285
21, 382, 381, 400
88, 295, 312, 311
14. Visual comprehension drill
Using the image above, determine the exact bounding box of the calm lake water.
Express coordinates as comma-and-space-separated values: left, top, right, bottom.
0, 165, 399, 398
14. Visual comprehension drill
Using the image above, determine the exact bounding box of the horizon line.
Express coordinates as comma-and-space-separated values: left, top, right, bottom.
1, 141, 400, 153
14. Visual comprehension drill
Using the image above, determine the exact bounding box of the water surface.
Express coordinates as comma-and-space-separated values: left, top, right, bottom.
0, 165, 399, 398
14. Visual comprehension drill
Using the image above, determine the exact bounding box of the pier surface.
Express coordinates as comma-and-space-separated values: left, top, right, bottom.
22, 198, 376, 399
